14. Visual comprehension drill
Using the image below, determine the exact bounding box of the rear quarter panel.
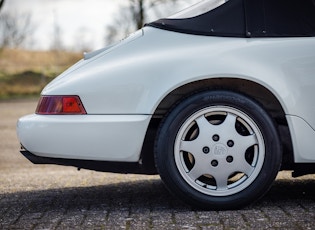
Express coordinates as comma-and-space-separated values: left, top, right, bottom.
43, 27, 315, 162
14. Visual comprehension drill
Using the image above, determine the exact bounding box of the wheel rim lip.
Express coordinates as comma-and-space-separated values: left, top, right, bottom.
174, 106, 265, 197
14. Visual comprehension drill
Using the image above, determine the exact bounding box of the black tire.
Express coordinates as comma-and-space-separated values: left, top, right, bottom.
155, 90, 282, 210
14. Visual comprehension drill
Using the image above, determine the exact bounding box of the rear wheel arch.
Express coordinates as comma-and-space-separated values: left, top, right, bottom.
140, 78, 293, 173
155, 78, 285, 120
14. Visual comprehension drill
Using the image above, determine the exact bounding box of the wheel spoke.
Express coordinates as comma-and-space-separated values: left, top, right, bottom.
180, 139, 198, 155
240, 133, 258, 149
232, 134, 257, 175
222, 113, 237, 130
237, 159, 255, 176
188, 164, 205, 181
195, 115, 215, 135
180, 114, 213, 154
214, 172, 229, 190
195, 114, 211, 127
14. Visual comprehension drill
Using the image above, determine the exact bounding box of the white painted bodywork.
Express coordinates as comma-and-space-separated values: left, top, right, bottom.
17, 27, 315, 163
17, 114, 150, 161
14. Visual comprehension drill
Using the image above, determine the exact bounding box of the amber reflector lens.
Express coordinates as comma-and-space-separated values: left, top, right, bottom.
36, 96, 87, 115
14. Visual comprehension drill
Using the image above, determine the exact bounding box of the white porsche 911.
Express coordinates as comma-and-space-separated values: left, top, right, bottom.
17, 0, 315, 210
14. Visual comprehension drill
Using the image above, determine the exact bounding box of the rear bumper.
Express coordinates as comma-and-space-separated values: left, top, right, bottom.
17, 114, 151, 162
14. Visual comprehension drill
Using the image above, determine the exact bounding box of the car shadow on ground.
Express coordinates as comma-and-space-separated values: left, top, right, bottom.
1, 178, 314, 215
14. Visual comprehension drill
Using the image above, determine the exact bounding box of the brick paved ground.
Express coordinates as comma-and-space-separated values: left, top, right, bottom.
0, 99, 314, 229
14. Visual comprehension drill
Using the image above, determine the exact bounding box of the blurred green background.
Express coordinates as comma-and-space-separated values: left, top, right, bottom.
0, 49, 81, 99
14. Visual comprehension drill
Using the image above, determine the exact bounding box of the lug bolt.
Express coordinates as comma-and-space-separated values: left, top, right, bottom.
226, 156, 233, 163
211, 160, 218, 167
212, 134, 220, 142
227, 140, 234, 147
202, 146, 210, 154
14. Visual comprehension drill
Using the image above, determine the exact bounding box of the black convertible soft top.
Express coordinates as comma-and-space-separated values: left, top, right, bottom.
147, 0, 315, 37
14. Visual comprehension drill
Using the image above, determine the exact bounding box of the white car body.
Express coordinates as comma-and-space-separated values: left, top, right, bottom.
16, 0, 315, 209
17, 27, 315, 162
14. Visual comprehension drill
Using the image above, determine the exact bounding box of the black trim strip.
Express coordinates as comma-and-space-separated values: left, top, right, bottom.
20, 150, 157, 175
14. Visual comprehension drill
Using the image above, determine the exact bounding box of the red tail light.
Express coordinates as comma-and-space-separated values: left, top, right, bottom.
36, 96, 87, 115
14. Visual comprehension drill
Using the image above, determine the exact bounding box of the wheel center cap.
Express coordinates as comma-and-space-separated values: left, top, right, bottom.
213, 143, 227, 157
